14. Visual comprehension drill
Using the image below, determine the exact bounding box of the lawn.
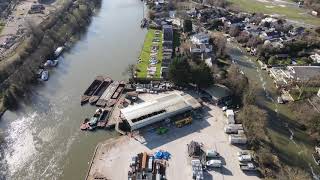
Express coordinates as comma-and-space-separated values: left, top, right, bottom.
227, 0, 320, 26
137, 29, 163, 78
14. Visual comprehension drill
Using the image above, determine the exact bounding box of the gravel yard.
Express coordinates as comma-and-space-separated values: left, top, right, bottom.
87, 92, 261, 180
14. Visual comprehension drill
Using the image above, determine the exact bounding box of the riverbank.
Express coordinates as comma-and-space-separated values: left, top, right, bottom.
0, 0, 146, 178
0, 0, 102, 119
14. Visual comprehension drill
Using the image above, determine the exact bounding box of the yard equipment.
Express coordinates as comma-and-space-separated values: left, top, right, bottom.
157, 127, 168, 135
175, 117, 192, 128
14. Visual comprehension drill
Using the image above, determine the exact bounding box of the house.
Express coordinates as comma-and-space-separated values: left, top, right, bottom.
318, 88, 320, 97
201, 84, 232, 106
190, 44, 212, 54
289, 27, 305, 36
310, 53, 320, 63
28, 4, 45, 14
191, 32, 210, 45
260, 31, 281, 41
260, 17, 278, 25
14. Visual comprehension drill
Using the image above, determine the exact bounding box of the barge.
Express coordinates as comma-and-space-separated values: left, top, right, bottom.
81, 76, 105, 105
89, 77, 113, 105
106, 81, 126, 107
80, 108, 109, 131
96, 81, 120, 107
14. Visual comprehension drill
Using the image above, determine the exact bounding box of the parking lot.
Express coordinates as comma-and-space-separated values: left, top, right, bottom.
87, 91, 261, 180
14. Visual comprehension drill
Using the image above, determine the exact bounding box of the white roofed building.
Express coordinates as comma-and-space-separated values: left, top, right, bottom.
120, 92, 201, 131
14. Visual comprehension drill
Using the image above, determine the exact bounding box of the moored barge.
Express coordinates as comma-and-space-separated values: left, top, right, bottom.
96, 81, 120, 107
106, 81, 126, 107
81, 76, 105, 105
89, 77, 113, 105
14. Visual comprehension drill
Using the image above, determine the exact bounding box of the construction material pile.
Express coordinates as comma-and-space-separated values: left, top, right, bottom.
128, 152, 168, 180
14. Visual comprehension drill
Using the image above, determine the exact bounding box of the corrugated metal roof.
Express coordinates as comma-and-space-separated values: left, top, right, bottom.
121, 92, 200, 122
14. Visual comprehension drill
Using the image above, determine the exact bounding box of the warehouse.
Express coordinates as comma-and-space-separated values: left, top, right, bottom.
120, 92, 201, 131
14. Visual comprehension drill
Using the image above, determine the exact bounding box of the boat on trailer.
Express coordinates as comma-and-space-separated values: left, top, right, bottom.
89, 77, 113, 105
81, 76, 104, 105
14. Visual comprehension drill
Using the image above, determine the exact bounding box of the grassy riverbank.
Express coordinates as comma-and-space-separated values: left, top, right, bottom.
137, 29, 163, 78
0, 0, 102, 117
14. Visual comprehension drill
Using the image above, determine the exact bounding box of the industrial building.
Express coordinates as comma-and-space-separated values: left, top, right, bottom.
120, 92, 201, 131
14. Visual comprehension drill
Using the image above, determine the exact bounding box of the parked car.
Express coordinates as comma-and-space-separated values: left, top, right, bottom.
238, 154, 252, 162
240, 163, 257, 171
206, 150, 220, 158
237, 151, 250, 156
206, 160, 222, 168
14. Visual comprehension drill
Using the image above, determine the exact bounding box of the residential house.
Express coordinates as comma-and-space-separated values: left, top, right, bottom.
190, 44, 212, 54
191, 32, 210, 45
260, 30, 281, 41
288, 27, 305, 36
28, 4, 45, 14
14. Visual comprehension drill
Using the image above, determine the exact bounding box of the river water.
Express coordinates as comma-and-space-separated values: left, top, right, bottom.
0, 0, 146, 179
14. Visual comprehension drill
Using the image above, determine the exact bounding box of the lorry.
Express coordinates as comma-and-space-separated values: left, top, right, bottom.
226, 109, 235, 124
175, 117, 192, 128
224, 124, 244, 134
229, 134, 247, 144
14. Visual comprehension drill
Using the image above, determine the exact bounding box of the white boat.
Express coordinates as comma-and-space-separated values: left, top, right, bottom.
54, 46, 64, 57
44, 59, 59, 67
40, 70, 49, 81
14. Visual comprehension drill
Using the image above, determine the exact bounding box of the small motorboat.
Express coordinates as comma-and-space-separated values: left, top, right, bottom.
44, 59, 59, 67
39, 70, 49, 81
54, 46, 64, 57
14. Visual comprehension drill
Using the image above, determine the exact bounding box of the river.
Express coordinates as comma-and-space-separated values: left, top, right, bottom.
0, 0, 146, 179
227, 41, 320, 178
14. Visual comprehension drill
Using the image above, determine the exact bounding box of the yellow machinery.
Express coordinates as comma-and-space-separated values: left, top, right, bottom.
175, 117, 192, 128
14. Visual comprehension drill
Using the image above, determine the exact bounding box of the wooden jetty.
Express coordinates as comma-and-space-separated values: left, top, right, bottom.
89, 77, 113, 105
81, 76, 104, 105
96, 81, 120, 107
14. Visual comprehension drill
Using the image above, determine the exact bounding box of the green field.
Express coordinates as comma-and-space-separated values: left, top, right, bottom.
137, 29, 163, 78
227, 0, 320, 26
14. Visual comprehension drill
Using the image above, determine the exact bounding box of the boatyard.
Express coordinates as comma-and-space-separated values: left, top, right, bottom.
86, 90, 260, 180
